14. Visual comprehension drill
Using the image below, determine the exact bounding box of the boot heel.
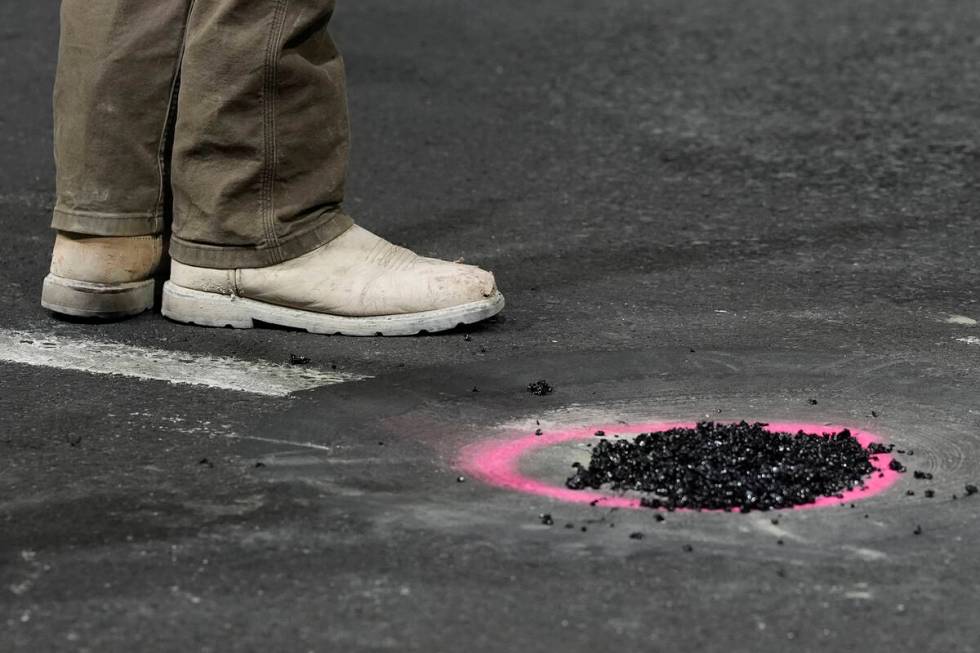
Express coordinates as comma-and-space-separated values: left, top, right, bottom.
41, 273, 155, 319
161, 282, 255, 329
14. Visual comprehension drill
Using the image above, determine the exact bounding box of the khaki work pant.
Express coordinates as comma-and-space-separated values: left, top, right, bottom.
52, 0, 354, 268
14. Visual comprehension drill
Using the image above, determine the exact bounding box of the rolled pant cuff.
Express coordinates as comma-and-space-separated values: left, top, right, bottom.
51, 206, 163, 236
168, 210, 354, 269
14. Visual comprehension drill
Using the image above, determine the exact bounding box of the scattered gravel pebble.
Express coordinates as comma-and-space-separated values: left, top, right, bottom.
540, 514, 554, 526
526, 380, 554, 396
565, 421, 884, 512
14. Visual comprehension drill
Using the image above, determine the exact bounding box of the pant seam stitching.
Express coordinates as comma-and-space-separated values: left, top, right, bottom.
154, 0, 195, 223
260, 0, 289, 263
54, 207, 159, 220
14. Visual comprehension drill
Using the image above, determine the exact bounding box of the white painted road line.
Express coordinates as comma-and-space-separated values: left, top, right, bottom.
0, 329, 369, 397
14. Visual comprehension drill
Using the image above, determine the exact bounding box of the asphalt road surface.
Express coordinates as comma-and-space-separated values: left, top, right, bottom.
3, 1, 980, 651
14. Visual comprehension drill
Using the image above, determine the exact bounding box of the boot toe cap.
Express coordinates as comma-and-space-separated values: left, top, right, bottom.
436, 265, 498, 308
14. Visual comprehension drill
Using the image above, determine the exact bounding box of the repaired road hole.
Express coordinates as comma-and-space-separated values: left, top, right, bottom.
459, 421, 902, 512
568, 421, 887, 512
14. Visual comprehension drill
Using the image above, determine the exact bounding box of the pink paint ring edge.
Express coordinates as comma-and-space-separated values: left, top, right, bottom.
458, 421, 901, 512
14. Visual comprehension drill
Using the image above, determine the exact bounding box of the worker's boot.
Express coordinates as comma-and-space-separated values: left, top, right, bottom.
162, 223, 504, 336
41, 232, 164, 319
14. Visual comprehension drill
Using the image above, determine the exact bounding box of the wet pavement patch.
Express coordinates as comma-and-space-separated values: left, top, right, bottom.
565, 421, 885, 512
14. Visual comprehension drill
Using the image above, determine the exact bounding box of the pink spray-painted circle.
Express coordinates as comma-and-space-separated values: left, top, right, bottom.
458, 421, 901, 511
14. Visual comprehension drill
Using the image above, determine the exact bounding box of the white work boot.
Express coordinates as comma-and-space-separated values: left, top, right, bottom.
41, 232, 164, 319
161, 224, 504, 336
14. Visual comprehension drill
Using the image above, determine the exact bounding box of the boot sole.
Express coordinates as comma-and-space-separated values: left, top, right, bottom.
41, 273, 155, 320
160, 281, 505, 336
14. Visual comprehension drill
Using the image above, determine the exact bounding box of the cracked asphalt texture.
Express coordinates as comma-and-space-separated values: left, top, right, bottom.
2, 1, 980, 651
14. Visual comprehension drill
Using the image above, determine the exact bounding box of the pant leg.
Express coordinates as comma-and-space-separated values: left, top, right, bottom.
168, 0, 353, 269
51, 0, 192, 236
